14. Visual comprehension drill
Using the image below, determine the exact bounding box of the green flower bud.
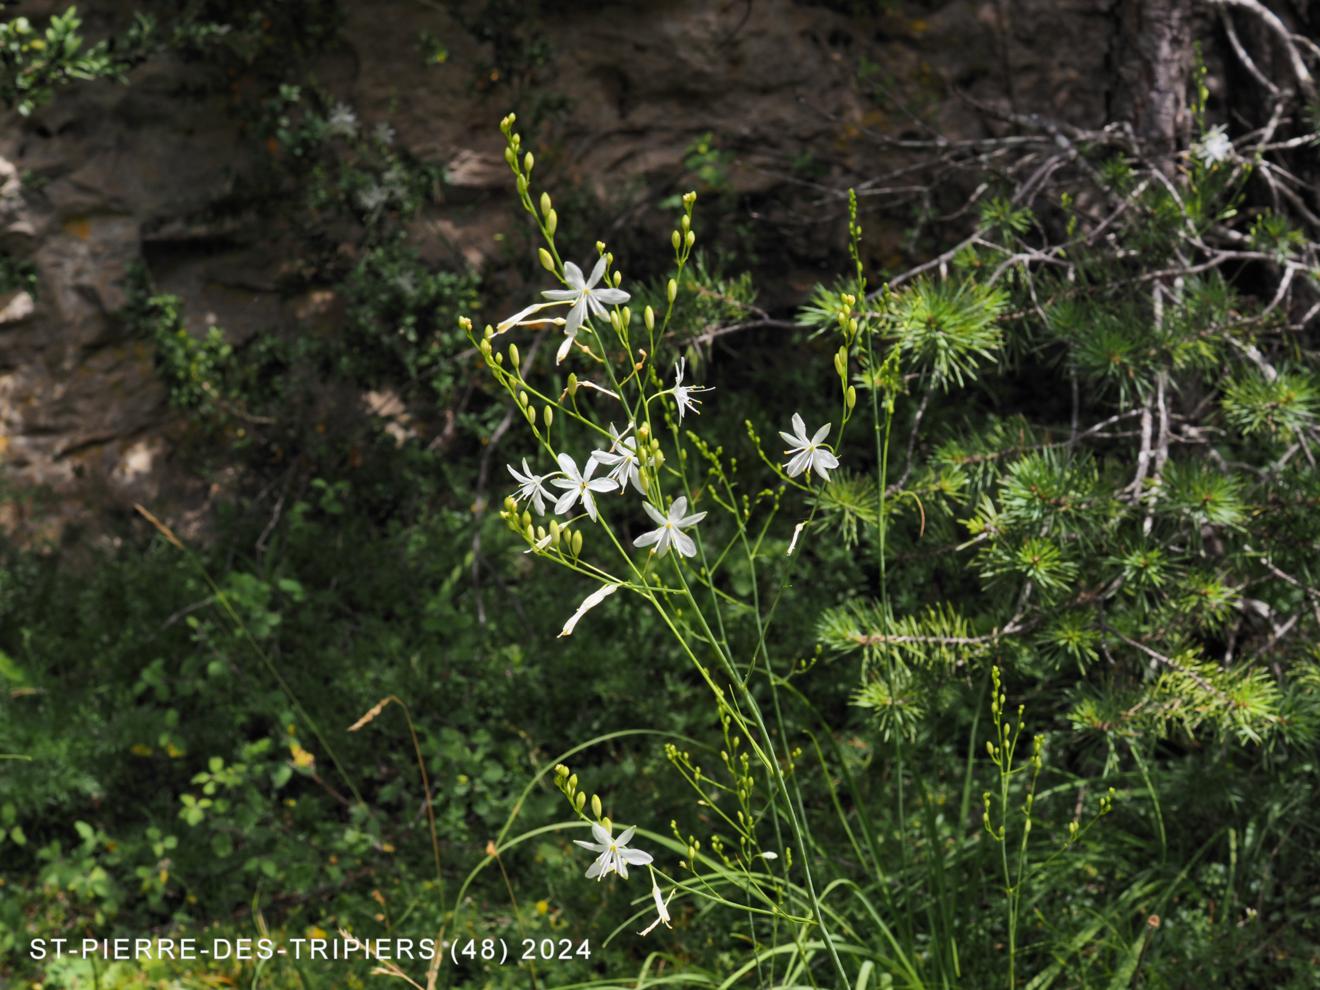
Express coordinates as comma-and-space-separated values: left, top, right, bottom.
671, 230, 681, 251
601, 815, 612, 834
516, 174, 528, 196
685, 230, 695, 248
503, 146, 516, 167
613, 270, 622, 287
549, 520, 561, 546
538, 247, 555, 272
638, 422, 650, 441
518, 390, 529, 407
523, 151, 534, 173
681, 215, 691, 232
543, 405, 554, 429
567, 773, 578, 793
503, 496, 517, 514
536, 525, 546, 542
547, 209, 558, 237
479, 338, 492, 357
571, 530, 583, 556
554, 763, 569, 778
509, 343, 520, 368
847, 385, 857, 410
495, 352, 504, 366
574, 791, 586, 812
540, 191, 551, 215
590, 794, 602, 820
483, 324, 495, 339
682, 191, 697, 208
667, 278, 677, 303
644, 305, 655, 331
521, 510, 532, 531
567, 373, 579, 397
595, 240, 606, 255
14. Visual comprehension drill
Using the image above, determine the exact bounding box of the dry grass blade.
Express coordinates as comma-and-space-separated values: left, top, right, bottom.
349, 696, 395, 732
133, 503, 185, 550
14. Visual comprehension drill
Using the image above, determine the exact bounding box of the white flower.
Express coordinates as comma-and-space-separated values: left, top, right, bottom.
633, 496, 707, 558
326, 102, 358, 138
573, 821, 652, 881
1194, 126, 1232, 165
670, 358, 713, 421
507, 458, 558, 515
550, 452, 617, 521
591, 423, 643, 494
558, 583, 618, 637
373, 121, 396, 146
498, 258, 630, 364
356, 183, 389, 213
638, 872, 673, 936
780, 413, 840, 482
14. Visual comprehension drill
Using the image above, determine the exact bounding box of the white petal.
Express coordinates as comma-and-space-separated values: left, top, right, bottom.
549, 476, 578, 491
594, 287, 630, 305
669, 496, 688, 519
779, 431, 805, 448
565, 298, 587, 337
673, 530, 697, 557
554, 490, 578, 515
556, 452, 578, 477
634, 528, 663, 549
582, 490, 598, 521
616, 826, 636, 846
677, 510, 707, 528
673, 358, 685, 386
591, 822, 612, 846
641, 501, 668, 526
816, 449, 840, 470
556, 333, 575, 365
559, 584, 619, 638
497, 300, 556, 333
584, 855, 606, 880
574, 838, 607, 852
563, 261, 586, 290
542, 288, 580, 302
812, 422, 832, 444
791, 412, 806, 438
786, 522, 805, 556
620, 847, 653, 865
586, 255, 607, 288
523, 534, 552, 554
786, 450, 812, 477
587, 478, 618, 493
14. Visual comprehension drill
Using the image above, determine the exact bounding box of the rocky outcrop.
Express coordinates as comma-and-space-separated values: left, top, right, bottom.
0, 0, 1134, 539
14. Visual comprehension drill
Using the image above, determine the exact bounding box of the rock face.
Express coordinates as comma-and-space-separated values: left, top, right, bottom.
0, 0, 1140, 538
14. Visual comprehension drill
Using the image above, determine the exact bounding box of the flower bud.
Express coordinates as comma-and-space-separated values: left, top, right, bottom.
568, 773, 578, 793
484, 324, 495, 339
543, 405, 554, 429
685, 230, 695, 249
503, 496, 517, 514
521, 510, 532, 531
590, 794, 602, 819
613, 270, 622, 287
667, 279, 677, 303
495, 352, 504, 366
538, 247, 555, 272
536, 525, 546, 542
516, 175, 528, 196
574, 791, 586, 812
511, 132, 521, 149
644, 305, 655, 331
601, 816, 612, 834
503, 146, 516, 167
479, 338, 492, 357
681, 215, 691, 232
846, 385, 857, 410
518, 390, 529, 407
500, 113, 516, 134
523, 151, 534, 173
549, 520, 561, 546
595, 240, 606, 255
683, 191, 697, 208
547, 209, 558, 237
567, 372, 579, 397
671, 230, 681, 251
554, 763, 569, 778
508, 343, 520, 369
539, 191, 551, 215
638, 422, 650, 441
458, 315, 473, 332
571, 530, 583, 556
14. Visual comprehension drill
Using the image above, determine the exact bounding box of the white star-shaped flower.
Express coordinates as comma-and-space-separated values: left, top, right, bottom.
573, 822, 653, 881
638, 872, 674, 936
326, 103, 358, 139
498, 257, 630, 364
670, 358, 713, 421
780, 413, 840, 482
507, 458, 558, 515
591, 423, 643, 494
633, 496, 707, 558
550, 452, 617, 521
1194, 126, 1232, 165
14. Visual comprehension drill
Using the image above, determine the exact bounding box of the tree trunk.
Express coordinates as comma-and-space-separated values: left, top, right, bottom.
1110, 0, 1197, 167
